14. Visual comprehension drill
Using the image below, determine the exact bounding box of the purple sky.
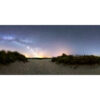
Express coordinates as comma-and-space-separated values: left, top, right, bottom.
0, 25, 100, 57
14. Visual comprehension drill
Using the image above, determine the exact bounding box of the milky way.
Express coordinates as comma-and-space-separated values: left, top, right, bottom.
0, 25, 100, 57
0, 34, 48, 57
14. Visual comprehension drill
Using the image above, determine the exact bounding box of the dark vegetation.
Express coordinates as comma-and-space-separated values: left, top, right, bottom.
52, 53, 100, 65
0, 50, 28, 65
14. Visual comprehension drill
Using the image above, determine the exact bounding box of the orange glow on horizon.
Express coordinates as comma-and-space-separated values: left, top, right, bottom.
24, 51, 70, 58
24, 52, 50, 58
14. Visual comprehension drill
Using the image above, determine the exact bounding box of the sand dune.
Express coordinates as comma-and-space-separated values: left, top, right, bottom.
0, 59, 100, 75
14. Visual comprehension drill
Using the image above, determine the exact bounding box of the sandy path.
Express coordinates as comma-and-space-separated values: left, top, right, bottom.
0, 59, 100, 75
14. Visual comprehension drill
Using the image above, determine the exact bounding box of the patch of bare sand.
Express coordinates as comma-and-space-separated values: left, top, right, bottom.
0, 59, 100, 75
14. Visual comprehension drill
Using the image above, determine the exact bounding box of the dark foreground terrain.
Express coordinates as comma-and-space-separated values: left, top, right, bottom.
0, 59, 100, 75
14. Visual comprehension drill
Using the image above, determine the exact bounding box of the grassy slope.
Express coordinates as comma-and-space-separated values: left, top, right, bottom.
52, 54, 100, 65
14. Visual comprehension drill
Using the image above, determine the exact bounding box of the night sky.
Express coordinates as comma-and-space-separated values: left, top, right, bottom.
0, 25, 100, 58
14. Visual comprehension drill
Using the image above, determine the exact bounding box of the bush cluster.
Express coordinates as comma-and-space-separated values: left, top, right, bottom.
51, 53, 100, 65
0, 50, 28, 64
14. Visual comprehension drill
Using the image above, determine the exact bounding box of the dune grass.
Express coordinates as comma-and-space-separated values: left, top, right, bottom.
0, 50, 27, 65
51, 53, 100, 65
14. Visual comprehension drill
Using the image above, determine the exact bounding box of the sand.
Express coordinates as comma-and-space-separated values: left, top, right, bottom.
0, 59, 100, 75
